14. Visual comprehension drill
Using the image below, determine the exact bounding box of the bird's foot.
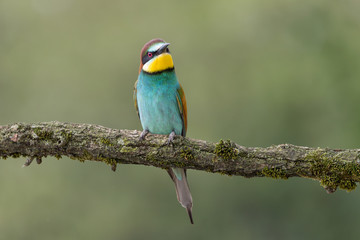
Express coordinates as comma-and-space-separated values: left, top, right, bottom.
167, 131, 176, 145
139, 129, 149, 141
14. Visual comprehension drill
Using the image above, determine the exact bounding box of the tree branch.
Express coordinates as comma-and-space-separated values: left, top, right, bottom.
1, 121, 360, 193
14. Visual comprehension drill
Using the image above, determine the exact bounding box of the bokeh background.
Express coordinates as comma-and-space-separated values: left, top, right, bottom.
1, 0, 360, 239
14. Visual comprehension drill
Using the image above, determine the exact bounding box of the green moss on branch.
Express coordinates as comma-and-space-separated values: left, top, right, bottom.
1, 122, 360, 194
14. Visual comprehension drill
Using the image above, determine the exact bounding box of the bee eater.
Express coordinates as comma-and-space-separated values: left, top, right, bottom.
134, 39, 193, 224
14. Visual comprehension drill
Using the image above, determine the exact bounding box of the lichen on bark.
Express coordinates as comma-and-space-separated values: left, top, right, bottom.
1, 121, 360, 193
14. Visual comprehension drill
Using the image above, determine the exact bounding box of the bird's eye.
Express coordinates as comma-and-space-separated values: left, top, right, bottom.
147, 52, 153, 57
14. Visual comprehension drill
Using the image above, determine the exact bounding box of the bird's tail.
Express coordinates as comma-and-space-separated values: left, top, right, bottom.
167, 167, 193, 224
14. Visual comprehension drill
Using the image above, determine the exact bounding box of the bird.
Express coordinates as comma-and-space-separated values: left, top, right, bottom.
134, 38, 193, 224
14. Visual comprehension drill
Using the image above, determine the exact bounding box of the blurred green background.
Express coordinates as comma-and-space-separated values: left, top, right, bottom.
1, 0, 360, 239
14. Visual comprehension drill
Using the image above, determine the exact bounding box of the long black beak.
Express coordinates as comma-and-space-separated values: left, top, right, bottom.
156, 43, 170, 55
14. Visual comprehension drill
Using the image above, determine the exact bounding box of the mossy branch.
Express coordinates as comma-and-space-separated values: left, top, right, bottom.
1, 121, 360, 193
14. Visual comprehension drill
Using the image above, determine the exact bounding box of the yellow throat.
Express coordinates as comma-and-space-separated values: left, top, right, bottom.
142, 53, 174, 73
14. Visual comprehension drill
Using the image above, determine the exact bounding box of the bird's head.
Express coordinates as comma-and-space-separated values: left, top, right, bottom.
139, 38, 174, 74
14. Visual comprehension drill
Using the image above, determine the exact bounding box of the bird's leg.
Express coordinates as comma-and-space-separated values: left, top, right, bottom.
167, 131, 176, 145
139, 129, 149, 141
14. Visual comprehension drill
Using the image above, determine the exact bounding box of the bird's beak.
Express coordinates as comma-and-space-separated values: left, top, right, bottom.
156, 43, 170, 55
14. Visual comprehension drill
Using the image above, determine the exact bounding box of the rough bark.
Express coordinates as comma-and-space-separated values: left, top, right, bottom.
1, 121, 360, 193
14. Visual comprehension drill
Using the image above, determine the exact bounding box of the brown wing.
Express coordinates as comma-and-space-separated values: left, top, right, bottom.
133, 80, 140, 119
176, 84, 187, 137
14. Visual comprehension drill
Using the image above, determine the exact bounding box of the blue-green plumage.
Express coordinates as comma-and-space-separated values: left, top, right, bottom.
134, 39, 193, 224
136, 71, 183, 136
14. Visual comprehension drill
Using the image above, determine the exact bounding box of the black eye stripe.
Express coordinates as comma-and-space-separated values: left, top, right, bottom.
141, 46, 170, 65
142, 51, 156, 65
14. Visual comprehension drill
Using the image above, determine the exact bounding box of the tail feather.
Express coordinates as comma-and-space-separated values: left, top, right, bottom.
187, 206, 194, 224
167, 168, 193, 224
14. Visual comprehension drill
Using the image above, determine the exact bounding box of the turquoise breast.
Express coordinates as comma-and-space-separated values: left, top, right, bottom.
136, 70, 183, 136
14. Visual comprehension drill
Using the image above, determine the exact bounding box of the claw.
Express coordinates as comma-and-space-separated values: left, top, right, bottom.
139, 129, 149, 141
167, 131, 176, 145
